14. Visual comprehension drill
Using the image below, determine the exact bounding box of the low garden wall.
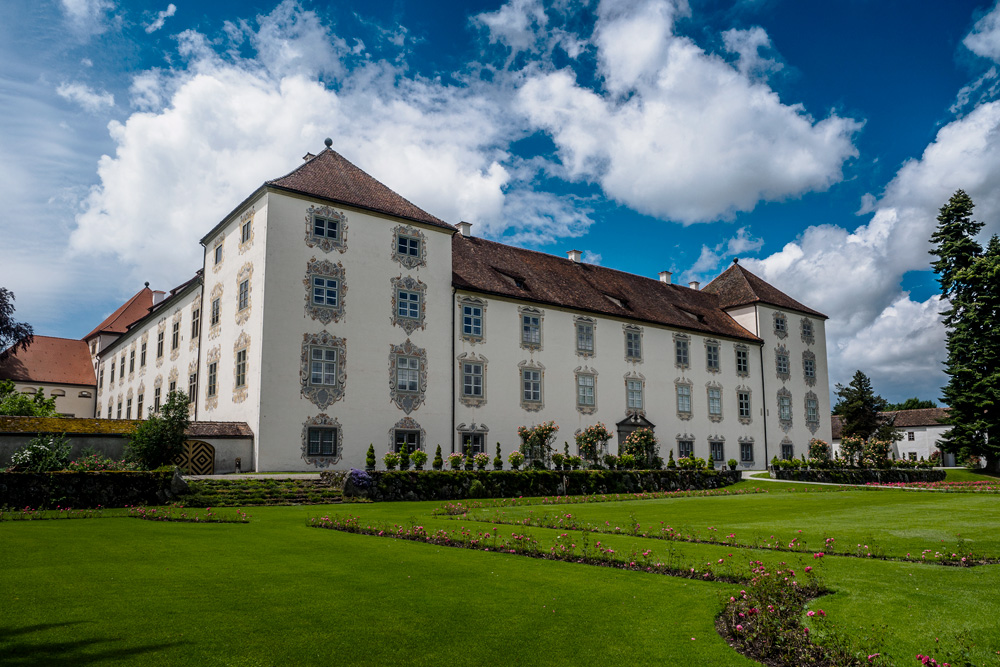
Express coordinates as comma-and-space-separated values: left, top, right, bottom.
0, 470, 187, 509
770, 468, 946, 484
343, 469, 743, 502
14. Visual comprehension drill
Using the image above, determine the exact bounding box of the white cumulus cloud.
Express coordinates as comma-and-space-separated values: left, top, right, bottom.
145, 3, 177, 34
56, 82, 115, 112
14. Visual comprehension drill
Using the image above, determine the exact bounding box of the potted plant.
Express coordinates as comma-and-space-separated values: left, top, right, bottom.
433, 444, 444, 470
603, 453, 617, 470
474, 452, 490, 471
493, 442, 503, 470
567, 455, 582, 470
448, 452, 464, 470
618, 453, 636, 469
727, 458, 738, 471
508, 450, 525, 470
383, 450, 400, 471
365, 444, 376, 472
551, 452, 565, 470
411, 449, 428, 471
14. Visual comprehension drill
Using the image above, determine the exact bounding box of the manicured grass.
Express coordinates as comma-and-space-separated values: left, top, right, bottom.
3, 488, 999, 665
943, 468, 1000, 482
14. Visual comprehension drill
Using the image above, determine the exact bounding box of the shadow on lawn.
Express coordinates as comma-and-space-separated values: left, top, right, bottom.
0, 622, 184, 666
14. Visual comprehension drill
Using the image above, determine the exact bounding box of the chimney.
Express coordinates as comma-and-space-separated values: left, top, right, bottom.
688, 281, 700, 290
457, 221, 473, 237
152, 290, 167, 305
567, 249, 582, 263
302, 152, 316, 162
658, 270, 672, 284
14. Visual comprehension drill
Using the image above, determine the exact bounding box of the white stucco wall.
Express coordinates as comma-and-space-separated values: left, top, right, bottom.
14, 383, 96, 418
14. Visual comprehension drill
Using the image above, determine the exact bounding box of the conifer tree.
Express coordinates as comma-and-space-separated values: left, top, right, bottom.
833, 370, 898, 442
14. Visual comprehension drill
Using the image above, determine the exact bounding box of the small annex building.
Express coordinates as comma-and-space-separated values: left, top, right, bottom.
2, 142, 834, 472
830, 408, 955, 466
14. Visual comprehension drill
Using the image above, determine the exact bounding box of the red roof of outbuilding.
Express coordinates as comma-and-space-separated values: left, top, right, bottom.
83, 286, 157, 340
0, 336, 96, 387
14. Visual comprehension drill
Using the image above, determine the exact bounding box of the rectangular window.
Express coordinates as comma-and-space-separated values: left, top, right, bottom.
678, 440, 694, 459
708, 387, 721, 416
154, 387, 161, 412
169, 380, 176, 394
235, 349, 247, 388
710, 441, 724, 463
462, 304, 482, 338
397, 235, 420, 257
307, 427, 338, 456
207, 362, 218, 397
576, 322, 594, 354
396, 356, 419, 392
241, 219, 252, 243
188, 373, 198, 402
238, 280, 249, 311
625, 330, 642, 360
626, 379, 643, 411
140, 342, 147, 367
313, 216, 339, 240
706, 343, 719, 371
781, 443, 794, 460
171, 322, 180, 350
110, 361, 115, 384
119, 356, 125, 377
908, 452, 916, 461
394, 430, 420, 453
522, 314, 540, 345
129, 350, 135, 373
116, 401, 122, 419
675, 339, 689, 367
806, 398, 819, 423
397, 289, 420, 319
137, 393, 144, 419
779, 395, 792, 421
126, 398, 132, 419
99, 365, 104, 388
738, 390, 751, 419
191, 309, 200, 338
462, 433, 485, 454
776, 353, 789, 376
107, 404, 112, 419
522, 368, 541, 403
676, 384, 691, 414
577, 374, 595, 407
736, 347, 749, 375
908, 431, 915, 441
462, 362, 483, 397
774, 315, 787, 334
157, 331, 164, 358
741, 441, 755, 462
214, 245, 222, 265
211, 298, 221, 326
802, 320, 814, 338
311, 276, 338, 307
804, 357, 816, 379
310, 347, 338, 386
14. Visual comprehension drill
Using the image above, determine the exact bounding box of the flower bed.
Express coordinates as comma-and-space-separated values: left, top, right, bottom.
770, 469, 945, 484
342, 469, 742, 502
0, 469, 185, 509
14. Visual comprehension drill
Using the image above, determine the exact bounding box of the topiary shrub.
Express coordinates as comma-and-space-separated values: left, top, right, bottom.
366, 444, 376, 471
433, 444, 443, 470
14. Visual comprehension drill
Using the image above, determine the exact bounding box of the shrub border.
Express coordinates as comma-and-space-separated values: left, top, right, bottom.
770, 469, 945, 484
0, 470, 187, 509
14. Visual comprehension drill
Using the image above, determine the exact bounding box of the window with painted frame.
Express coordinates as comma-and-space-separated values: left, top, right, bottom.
394, 430, 420, 453
157, 331, 164, 358
462, 361, 483, 399
462, 432, 486, 455
129, 349, 135, 373
462, 303, 483, 340
576, 372, 595, 408
126, 398, 132, 419
779, 394, 792, 421
140, 342, 147, 367
396, 288, 421, 320
214, 244, 223, 265
676, 383, 692, 416
576, 320, 594, 355
396, 356, 420, 393
137, 393, 144, 419
397, 233, 420, 259
210, 298, 221, 326
625, 328, 642, 361
706, 342, 720, 372
735, 346, 749, 376
521, 313, 541, 347
154, 387, 161, 412
522, 368, 542, 404
188, 373, 197, 403
678, 440, 694, 459
309, 346, 339, 387
99, 365, 104, 388
312, 214, 340, 242
740, 441, 755, 462
172, 321, 180, 350
675, 337, 689, 368
781, 443, 794, 460
117, 401, 122, 419
169, 380, 176, 394
707, 387, 722, 418
238, 279, 250, 311
191, 308, 200, 339
803, 355, 816, 381
119, 355, 125, 378
738, 390, 752, 420
710, 441, 724, 464
806, 397, 819, 424
235, 348, 247, 388
241, 219, 252, 244
626, 378, 644, 412
110, 361, 115, 384
307, 427, 339, 457
207, 362, 218, 397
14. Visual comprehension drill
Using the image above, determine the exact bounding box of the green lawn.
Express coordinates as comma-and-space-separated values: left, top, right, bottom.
943, 468, 1000, 482
3, 487, 999, 666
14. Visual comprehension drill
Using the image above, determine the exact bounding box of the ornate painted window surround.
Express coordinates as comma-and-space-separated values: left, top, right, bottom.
389, 339, 427, 414
574, 316, 596, 358
300, 332, 347, 409
574, 365, 598, 415
706, 381, 723, 423
736, 386, 753, 425
238, 207, 255, 254
457, 351, 487, 408
705, 339, 721, 374
518, 306, 544, 351
391, 225, 427, 269
777, 388, 793, 432
209, 283, 223, 340
673, 333, 690, 370
391, 275, 427, 335
305, 205, 348, 253
458, 295, 487, 344
804, 391, 820, 434
389, 416, 425, 452
625, 370, 645, 416
800, 317, 815, 345
773, 311, 788, 339
301, 414, 342, 467
233, 332, 250, 404
518, 359, 545, 412
675, 378, 693, 421
236, 263, 253, 326
205, 346, 220, 411
802, 350, 817, 387
775, 344, 790, 382
304, 258, 346, 325
734, 343, 750, 378
623, 324, 643, 363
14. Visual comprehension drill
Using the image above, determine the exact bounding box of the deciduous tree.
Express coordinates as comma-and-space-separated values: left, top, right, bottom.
0, 287, 33, 360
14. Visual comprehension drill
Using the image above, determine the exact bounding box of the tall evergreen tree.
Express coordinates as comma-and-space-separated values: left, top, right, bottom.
930, 191, 1000, 471
833, 370, 899, 442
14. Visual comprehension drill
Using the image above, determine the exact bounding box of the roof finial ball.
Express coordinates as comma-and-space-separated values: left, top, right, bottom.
733, 257, 739, 265
324, 137, 333, 148
144, 281, 150, 287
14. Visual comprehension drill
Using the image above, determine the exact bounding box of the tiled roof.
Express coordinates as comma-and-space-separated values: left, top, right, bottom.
187, 422, 254, 438
702, 262, 826, 318
84, 286, 157, 340
267, 148, 454, 231
0, 416, 252, 437
452, 235, 760, 342
831, 408, 950, 439
0, 336, 96, 386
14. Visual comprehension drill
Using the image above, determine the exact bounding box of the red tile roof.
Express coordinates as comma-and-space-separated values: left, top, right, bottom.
187, 422, 255, 438
267, 148, 454, 230
0, 336, 96, 386
84, 286, 157, 340
452, 235, 761, 341
703, 261, 826, 318
831, 408, 949, 439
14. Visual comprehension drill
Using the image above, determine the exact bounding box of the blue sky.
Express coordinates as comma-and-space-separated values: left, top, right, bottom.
4, 0, 1000, 406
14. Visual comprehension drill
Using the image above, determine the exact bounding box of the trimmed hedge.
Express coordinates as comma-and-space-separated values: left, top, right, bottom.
0, 470, 187, 509
344, 469, 742, 502
770, 468, 946, 484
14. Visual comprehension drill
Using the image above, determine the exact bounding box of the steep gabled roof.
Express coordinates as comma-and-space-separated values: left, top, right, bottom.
267, 148, 454, 231
83, 286, 157, 340
0, 336, 96, 386
452, 235, 760, 342
703, 262, 826, 319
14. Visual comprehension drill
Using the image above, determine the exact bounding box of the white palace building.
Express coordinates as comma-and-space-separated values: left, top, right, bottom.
2, 142, 832, 472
